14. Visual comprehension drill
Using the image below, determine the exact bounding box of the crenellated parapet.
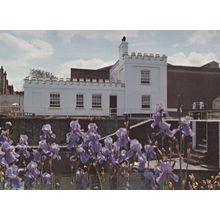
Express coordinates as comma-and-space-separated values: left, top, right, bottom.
122, 52, 167, 62
24, 77, 125, 88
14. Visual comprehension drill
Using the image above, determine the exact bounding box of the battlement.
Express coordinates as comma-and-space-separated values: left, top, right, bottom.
24, 77, 125, 88
123, 52, 167, 62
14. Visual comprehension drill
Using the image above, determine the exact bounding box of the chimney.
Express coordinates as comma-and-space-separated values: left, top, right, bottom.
119, 36, 128, 59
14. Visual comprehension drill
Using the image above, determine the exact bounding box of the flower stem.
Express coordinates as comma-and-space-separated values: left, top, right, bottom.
94, 164, 103, 190
179, 136, 183, 188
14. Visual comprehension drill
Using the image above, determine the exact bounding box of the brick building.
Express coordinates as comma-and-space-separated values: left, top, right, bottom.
71, 66, 112, 82
167, 61, 220, 111
0, 66, 14, 95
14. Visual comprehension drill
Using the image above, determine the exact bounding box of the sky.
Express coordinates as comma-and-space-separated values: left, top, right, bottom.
1, 30, 220, 91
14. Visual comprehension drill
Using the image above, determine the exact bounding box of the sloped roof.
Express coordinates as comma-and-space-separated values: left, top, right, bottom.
71, 65, 113, 80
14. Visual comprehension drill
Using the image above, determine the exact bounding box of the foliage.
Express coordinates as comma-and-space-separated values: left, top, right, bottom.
30, 69, 57, 80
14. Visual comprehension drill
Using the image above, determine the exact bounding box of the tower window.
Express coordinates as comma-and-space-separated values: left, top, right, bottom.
141, 70, 150, 84
142, 95, 150, 109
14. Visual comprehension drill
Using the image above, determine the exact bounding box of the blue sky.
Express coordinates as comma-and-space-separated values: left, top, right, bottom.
0, 30, 220, 91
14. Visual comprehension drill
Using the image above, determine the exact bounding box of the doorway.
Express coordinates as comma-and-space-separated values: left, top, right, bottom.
110, 95, 117, 116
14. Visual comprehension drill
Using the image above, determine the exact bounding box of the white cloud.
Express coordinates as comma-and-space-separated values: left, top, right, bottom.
0, 33, 54, 91
187, 31, 216, 45
168, 51, 218, 66
57, 30, 140, 43
0, 33, 53, 60
57, 58, 115, 78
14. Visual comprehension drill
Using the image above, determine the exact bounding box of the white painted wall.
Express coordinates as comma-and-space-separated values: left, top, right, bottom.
24, 78, 125, 116
123, 53, 167, 114
110, 40, 167, 115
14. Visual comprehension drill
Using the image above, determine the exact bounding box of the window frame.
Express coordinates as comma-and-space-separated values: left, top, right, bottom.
92, 94, 102, 109
49, 93, 60, 108
141, 95, 151, 109
141, 70, 150, 84
76, 94, 84, 108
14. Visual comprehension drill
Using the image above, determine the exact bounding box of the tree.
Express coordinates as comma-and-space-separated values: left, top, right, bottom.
30, 69, 57, 80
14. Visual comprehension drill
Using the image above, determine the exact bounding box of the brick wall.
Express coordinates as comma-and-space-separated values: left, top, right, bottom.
167, 65, 220, 110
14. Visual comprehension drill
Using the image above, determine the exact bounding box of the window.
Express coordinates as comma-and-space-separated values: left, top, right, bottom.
141, 70, 150, 84
76, 94, 84, 108
142, 95, 150, 109
92, 94, 102, 109
50, 93, 60, 107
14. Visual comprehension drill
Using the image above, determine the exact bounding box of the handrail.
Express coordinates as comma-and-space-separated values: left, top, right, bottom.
99, 119, 153, 141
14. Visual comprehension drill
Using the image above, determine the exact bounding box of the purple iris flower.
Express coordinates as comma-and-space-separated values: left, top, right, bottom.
102, 138, 113, 159
125, 139, 142, 160
75, 168, 89, 188
76, 145, 91, 164
110, 152, 120, 165
39, 140, 50, 154
151, 104, 175, 138
88, 123, 98, 133
144, 144, 157, 160
179, 117, 193, 137
42, 172, 52, 185
25, 161, 40, 181
0, 149, 8, 167
40, 124, 56, 140
104, 136, 113, 147
81, 124, 102, 160
49, 143, 61, 160
102, 146, 112, 158
5, 151, 20, 165
16, 135, 30, 159
154, 165, 161, 179
142, 170, 157, 189
20, 134, 28, 145
0, 129, 13, 145
130, 139, 142, 152
5, 164, 22, 189
2, 141, 12, 152
137, 153, 147, 172
97, 152, 106, 165
66, 120, 83, 150
32, 149, 42, 163
156, 162, 179, 185
84, 130, 100, 144
79, 151, 90, 164
115, 128, 129, 148
70, 120, 81, 131
151, 104, 164, 129
2, 141, 19, 165
112, 142, 120, 153
120, 149, 127, 161
89, 139, 102, 154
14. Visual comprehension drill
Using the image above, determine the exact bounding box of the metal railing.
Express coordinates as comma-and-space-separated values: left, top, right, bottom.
23, 106, 154, 119
0, 105, 24, 116
188, 109, 220, 120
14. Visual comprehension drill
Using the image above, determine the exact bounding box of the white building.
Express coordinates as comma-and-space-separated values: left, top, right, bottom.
23, 37, 167, 116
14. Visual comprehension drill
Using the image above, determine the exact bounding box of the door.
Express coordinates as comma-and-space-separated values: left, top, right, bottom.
110, 95, 117, 116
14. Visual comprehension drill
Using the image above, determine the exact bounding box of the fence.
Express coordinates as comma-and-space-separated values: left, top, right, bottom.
0, 105, 24, 117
